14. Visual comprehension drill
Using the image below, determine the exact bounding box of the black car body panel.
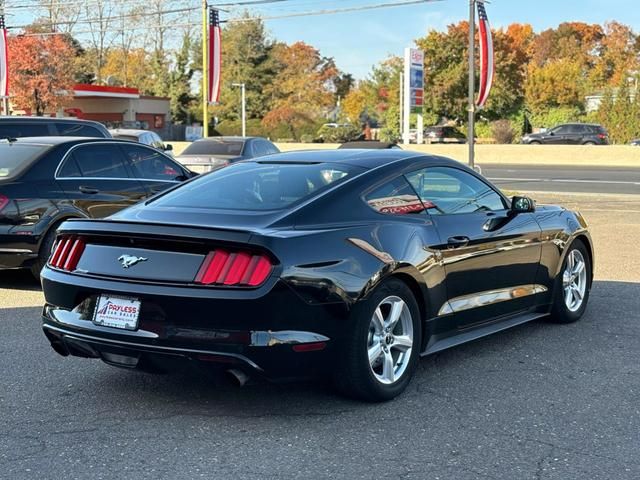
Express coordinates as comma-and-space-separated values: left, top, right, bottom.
40, 150, 594, 380
0, 138, 193, 271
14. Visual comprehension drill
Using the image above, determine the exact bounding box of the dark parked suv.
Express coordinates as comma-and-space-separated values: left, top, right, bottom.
0, 116, 111, 139
522, 123, 609, 145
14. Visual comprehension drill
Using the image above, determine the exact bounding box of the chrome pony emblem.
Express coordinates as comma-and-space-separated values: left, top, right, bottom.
118, 255, 148, 269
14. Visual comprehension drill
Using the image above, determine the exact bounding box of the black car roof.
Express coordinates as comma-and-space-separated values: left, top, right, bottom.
247, 148, 457, 170
10, 137, 120, 146
0, 116, 105, 126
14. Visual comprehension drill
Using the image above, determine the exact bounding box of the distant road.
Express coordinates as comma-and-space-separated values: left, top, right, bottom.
482, 163, 640, 195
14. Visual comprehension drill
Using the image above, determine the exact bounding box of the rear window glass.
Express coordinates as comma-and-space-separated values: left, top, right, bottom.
0, 143, 51, 179
151, 162, 362, 211
0, 123, 50, 138
182, 141, 244, 156
57, 123, 105, 138
112, 135, 139, 142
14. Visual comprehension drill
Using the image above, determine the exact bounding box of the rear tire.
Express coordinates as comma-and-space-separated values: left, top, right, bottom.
548, 240, 591, 324
529, 140, 542, 145
30, 225, 59, 280
333, 278, 421, 402
583, 141, 596, 145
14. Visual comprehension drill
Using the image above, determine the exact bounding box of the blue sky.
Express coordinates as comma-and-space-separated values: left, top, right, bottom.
258, 0, 640, 79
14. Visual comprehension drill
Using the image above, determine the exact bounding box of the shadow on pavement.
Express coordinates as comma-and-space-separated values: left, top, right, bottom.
0, 269, 41, 292
5, 279, 635, 409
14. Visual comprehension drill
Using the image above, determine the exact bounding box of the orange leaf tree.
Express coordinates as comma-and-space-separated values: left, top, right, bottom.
8, 31, 76, 115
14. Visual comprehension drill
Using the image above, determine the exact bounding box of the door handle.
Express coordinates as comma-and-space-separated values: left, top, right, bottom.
79, 186, 100, 194
447, 236, 470, 248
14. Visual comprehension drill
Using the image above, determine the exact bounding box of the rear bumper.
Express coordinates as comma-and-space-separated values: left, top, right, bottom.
40, 267, 348, 379
0, 250, 37, 269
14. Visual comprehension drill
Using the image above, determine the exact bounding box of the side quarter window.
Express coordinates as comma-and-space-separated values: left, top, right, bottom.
364, 177, 425, 215
405, 167, 507, 215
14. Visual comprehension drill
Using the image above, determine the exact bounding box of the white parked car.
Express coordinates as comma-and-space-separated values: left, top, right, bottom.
109, 128, 173, 155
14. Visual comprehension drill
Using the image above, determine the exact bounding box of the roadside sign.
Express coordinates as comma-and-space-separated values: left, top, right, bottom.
403, 48, 425, 144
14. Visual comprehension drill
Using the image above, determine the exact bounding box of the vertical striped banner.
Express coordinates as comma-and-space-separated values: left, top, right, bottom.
0, 11, 9, 99
476, 0, 494, 108
208, 8, 221, 105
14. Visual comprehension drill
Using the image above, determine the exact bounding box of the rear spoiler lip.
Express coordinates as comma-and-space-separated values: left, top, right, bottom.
56, 218, 267, 245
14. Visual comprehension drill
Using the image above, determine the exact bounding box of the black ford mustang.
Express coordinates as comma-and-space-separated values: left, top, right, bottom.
41, 150, 593, 401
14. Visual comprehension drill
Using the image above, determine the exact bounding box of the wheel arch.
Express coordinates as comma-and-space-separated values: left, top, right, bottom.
385, 268, 430, 351
572, 234, 594, 283
37, 213, 86, 251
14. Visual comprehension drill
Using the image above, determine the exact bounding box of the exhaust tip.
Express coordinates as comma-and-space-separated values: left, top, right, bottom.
226, 368, 250, 387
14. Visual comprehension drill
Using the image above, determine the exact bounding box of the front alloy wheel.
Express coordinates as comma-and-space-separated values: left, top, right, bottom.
562, 249, 587, 313
549, 240, 591, 323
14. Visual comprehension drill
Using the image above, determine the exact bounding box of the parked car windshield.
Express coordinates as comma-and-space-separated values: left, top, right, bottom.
181, 140, 244, 156
150, 161, 363, 211
0, 143, 51, 179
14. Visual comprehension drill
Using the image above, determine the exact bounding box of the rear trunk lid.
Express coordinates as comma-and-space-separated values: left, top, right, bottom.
53, 218, 278, 287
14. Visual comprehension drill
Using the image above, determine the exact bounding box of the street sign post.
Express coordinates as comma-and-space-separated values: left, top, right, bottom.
402, 47, 424, 145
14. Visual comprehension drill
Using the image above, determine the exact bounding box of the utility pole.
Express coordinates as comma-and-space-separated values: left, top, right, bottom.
201, 0, 209, 137
399, 71, 403, 143
232, 83, 246, 137
467, 0, 476, 169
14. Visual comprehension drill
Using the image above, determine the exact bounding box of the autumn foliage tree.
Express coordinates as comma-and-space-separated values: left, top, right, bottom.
9, 32, 76, 115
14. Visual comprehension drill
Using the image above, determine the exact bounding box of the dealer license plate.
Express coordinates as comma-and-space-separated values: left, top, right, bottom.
93, 295, 141, 330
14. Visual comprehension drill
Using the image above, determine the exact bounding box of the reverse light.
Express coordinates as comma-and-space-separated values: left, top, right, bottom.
49, 236, 86, 272
195, 250, 273, 287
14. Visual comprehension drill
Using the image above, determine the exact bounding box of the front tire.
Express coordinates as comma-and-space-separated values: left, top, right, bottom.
548, 240, 591, 324
334, 278, 421, 402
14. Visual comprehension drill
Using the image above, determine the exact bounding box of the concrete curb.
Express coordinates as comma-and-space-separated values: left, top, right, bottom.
167, 142, 640, 168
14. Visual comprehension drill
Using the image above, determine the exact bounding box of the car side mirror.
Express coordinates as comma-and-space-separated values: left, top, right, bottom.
164, 144, 173, 151
549, 131, 555, 136
511, 196, 535, 213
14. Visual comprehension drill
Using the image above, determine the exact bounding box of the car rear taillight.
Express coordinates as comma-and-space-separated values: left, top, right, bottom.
597, 133, 607, 140
49, 236, 86, 272
194, 250, 273, 287
0, 194, 9, 212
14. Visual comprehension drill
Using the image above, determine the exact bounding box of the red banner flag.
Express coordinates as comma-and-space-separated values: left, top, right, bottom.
476, 0, 493, 108
0, 13, 9, 99
208, 8, 221, 105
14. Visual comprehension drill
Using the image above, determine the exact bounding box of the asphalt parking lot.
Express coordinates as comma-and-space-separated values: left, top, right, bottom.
1, 191, 639, 480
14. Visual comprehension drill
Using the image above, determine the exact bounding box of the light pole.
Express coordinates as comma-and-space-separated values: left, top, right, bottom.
232, 83, 246, 137
467, 0, 476, 169
202, 0, 209, 137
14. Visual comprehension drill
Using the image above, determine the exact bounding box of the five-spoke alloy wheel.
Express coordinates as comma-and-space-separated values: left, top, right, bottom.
334, 278, 421, 402
367, 296, 414, 385
550, 240, 591, 323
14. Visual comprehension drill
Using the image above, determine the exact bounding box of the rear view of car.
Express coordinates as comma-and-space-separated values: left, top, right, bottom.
0, 141, 54, 271
176, 137, 280, 172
